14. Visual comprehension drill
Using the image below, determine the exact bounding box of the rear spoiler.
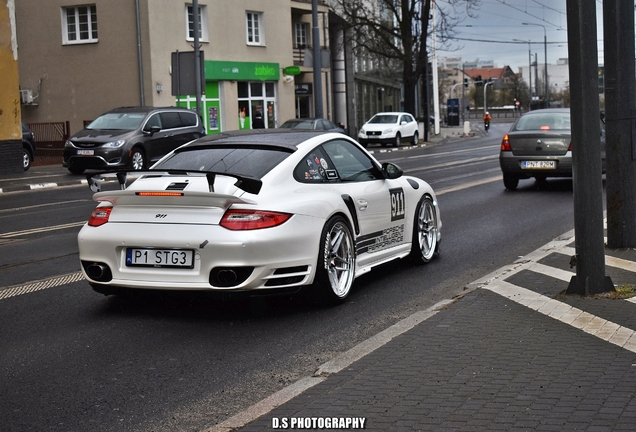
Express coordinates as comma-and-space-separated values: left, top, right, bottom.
86, 169, 263, 195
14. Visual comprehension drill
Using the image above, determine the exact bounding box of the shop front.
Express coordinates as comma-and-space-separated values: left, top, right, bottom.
176, 60, 280, 134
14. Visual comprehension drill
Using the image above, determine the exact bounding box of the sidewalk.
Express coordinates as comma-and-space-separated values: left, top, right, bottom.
213, 229, 636, 431
0, 164, 87, 194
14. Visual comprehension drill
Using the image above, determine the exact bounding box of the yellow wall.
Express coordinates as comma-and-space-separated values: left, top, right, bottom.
0, 0, 21, 140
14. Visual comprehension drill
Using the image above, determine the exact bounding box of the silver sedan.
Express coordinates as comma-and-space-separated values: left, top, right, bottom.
499, 108, 606, 190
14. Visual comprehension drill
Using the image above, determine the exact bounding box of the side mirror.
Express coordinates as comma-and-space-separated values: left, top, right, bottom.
382, 162, 403, 179
144, 125, 161, 135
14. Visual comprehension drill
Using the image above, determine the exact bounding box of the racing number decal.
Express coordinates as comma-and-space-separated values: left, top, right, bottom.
390, 188, 405, 221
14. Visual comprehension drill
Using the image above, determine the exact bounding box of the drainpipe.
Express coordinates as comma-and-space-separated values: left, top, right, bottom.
135, 0, 145, 106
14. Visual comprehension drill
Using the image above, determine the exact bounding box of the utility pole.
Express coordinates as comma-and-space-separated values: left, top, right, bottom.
604, 0, 636, 248
193, 0, 202, 118
565, 0, 613, 295
312, 0, 323, 118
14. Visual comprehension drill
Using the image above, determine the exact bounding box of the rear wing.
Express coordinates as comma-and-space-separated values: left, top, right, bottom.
86, 169, 263, 195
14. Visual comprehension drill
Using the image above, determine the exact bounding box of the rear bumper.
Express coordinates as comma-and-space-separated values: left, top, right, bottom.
499, 152, 572, 178
77, 215, 324, 291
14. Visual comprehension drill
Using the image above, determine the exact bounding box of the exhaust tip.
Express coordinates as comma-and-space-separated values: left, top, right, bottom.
209, 267, 254, 287
81, 261, 113, 282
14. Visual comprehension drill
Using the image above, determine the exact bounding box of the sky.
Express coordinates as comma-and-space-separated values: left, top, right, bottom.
435, 0, 605, 73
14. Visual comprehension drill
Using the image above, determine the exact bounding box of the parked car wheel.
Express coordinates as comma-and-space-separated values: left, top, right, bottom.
394, 133, 401, 148
23, 146, 32, 171
312, 216, 355, 304
410, 196, 439, 264
130, 147, 145, 170
412, 131, 419, 146
503, 173, 519, 191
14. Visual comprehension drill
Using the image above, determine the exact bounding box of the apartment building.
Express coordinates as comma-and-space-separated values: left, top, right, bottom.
15, 0, 337, 138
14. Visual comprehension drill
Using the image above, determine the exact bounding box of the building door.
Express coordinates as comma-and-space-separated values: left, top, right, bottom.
238, 82, 277, 129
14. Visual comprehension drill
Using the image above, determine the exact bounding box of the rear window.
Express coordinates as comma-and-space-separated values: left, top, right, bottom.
513, 113, 571, 131
281, 120, 313, 130
154, 147, 291, 179
179, 111, 198, 127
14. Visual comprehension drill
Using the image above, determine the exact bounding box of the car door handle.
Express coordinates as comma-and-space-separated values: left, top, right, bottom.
357, 199, 368, 211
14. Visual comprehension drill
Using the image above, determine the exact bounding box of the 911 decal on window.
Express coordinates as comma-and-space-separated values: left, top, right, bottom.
390, 188, 405, 221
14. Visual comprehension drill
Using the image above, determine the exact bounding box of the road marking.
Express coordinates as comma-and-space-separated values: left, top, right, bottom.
0, 199, 91, 214
435, 175, 501, 195
0, 272, 84, 300
403, 154, 499, 173
468, 222, 636, 354
482, 280, 636, 353
0, 221, 85, 238
204, 299, 456, 432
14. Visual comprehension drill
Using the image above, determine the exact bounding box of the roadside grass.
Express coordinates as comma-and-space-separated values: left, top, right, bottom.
556, 284, 636, 300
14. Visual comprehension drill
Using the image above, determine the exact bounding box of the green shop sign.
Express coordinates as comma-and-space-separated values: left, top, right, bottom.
283, 66, 301, 76
205, 60, 280, 81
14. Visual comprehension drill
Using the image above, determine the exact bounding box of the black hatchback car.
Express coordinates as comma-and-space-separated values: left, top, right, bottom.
63, 106, 206, 174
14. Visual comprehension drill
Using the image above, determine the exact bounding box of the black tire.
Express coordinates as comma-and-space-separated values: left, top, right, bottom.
23, 147, 32, 171
411, 131, 419, 146
130, 147, 146, 170
410, 196, 439, 264
68, 166, 85, 175
394, 133, 401, 147
310, 215, 356, 305
503, 173, 519, 191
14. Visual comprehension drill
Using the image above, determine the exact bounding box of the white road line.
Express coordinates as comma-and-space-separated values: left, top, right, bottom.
403, 154, 498, 173
0, 272, 85, 300
562, 245, 636, 273
0, 221, 85, 238
203, 299, 456, 432
0, 199, 91, 214
435, 175, 501, 195
529, 262, 574, 282
482, 280, 636, 353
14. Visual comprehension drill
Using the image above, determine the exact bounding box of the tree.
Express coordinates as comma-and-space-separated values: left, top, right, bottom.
498, 74, 530, 108
331, 0, 480, 115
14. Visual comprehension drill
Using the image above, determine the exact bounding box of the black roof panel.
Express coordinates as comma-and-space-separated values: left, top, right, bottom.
185, 129, 329, 151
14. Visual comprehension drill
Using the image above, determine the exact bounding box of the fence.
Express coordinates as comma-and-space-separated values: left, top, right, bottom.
27, 121, 70, 166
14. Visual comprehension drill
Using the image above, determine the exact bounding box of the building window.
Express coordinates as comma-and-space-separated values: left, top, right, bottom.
62, 5, 98, 44
238, 81, 277, 129
246, 11, 264, 45
294, 22, 308, 48
186, 4, 209, 42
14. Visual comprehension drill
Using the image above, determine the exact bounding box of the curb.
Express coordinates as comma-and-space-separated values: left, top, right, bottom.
0, 179, 87, 194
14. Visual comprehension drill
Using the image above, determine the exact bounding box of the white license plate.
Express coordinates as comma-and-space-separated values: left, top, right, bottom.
126, 248, 194, 268
522, 160, 556, 169
77, 149, 94, 155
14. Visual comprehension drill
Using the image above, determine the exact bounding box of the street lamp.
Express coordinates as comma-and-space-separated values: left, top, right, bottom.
522, 23, 548, 108
513, 39, 533, 110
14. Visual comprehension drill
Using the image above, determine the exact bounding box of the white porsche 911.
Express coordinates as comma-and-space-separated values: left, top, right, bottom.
78, 130, 441, 304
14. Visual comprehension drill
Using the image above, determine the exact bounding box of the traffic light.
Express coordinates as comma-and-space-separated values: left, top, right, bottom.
476, 75, 483, 87
464, 78, 468, 88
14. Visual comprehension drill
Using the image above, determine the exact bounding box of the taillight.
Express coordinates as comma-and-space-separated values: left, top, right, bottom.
568, 142, 572, 151
501, 134, 512, 151
88, 207, 112, 227
220, 209, 291, 230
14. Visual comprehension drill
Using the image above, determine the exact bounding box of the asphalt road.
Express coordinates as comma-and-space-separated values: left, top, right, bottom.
0, 123, 581, 431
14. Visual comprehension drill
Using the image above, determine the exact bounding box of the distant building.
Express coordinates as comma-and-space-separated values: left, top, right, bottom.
518, 58, 574, 101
